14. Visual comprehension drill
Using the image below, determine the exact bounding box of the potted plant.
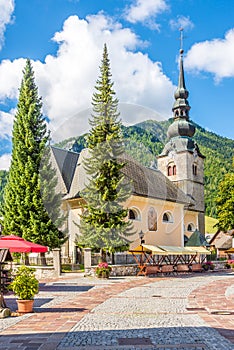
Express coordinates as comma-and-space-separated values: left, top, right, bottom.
95, 262, 112, 279
202, 261, 215, 271
9, 265, 39, 313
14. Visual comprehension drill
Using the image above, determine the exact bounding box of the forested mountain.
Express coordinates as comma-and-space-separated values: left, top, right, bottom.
1, 119, 233, 218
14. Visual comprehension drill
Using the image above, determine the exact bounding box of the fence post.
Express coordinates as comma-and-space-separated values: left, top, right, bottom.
52, 248, 61, 277
84, 248, 92, 275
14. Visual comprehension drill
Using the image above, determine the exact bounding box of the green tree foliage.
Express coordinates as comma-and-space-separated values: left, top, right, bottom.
215, 160, 234, 231
2, 59, 66, 249
0, 170, 8, 214
79, 44, 133, 253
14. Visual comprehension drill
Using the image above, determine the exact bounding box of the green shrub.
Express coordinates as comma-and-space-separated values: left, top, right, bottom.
9, 265, 39, 300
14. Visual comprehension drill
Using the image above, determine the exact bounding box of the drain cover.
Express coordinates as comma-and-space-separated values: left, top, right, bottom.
118, 337, 153, 346
186, 307, 206, 311
210, 310, 234, 315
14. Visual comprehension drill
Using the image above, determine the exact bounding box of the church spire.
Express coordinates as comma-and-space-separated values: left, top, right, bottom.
172, 29, 191, 120
167, 29, 195, 140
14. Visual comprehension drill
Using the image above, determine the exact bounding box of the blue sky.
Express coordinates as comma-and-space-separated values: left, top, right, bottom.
0, 0, 234, 169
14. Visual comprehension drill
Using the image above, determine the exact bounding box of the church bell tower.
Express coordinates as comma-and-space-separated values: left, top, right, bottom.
157, 34, 205, 233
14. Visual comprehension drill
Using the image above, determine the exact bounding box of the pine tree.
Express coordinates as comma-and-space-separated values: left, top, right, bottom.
2, 59, 66, 249
215, 159, 234, 231
79, 44, 132, 256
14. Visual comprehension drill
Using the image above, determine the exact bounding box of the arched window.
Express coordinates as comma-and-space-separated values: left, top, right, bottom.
162, 211, 173, 223
192, 164, 197, 175
128, 208, 141, 221
148, 207, 157, 231
168, 163, 176, 176
187, 223, 195, 232
129, 209, 136, 220
168, 166, 172, 176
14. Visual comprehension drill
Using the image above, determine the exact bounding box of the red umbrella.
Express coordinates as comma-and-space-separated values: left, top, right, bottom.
0, 235, 48, 253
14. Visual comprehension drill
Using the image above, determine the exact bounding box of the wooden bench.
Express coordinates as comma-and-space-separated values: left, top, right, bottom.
190, 263, 203, 272
161, 265, 174, 275
145, 265, 161, 276
176, 264, 190, 273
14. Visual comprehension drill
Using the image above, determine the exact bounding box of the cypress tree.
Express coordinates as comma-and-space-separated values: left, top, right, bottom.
2, 59, 66, 250
79, 44, 132, 256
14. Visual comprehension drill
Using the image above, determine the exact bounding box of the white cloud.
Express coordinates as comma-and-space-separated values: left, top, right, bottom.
124, 0, 168, 28
0, 153, 11, 170
0, 58, 25, 100
0, 0, 15, 50
0, 109, 14, 139
0, 13, 175, 144
185, 29, 234, 81
170, 15, 194, 31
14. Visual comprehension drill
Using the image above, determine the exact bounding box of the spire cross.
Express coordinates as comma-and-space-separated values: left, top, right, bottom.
179, 28, 184, 53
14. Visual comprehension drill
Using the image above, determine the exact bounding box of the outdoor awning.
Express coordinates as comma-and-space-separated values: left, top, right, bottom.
187, 246, 211, 255
225, 247, 234, 254
157, 246, 196, 255
129, 244, 210, 255
128, 244, 165, 253
0, 235, 48, 253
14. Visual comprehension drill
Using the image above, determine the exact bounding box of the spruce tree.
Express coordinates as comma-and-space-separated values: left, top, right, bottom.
215, 159, 234, 231
79, 44, 132, 256
2, 59, 66, 249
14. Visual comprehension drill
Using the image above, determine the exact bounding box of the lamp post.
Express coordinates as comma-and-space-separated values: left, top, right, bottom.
139, 230, 145, 245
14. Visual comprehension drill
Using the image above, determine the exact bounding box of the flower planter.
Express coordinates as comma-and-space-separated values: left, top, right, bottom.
95, 262, 112, 279
17, 299, 34, 313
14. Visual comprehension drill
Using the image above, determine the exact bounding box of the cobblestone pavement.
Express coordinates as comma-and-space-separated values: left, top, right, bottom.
0, 271, 233, 350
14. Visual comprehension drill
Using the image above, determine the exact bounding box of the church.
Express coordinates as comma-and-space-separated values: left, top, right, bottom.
50, 47, 206, 262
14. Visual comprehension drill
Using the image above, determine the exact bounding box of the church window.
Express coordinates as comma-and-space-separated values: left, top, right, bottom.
148, 207, 157, 231
128, 208, 140, 221
192, 164, 197, 175
168, 163, 176, 176
187, 223, 195, 232
162, 211, 173, 223
168, 166, 172, 176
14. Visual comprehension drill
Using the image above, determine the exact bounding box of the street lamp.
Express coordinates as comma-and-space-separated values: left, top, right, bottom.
139, 230, 145, 245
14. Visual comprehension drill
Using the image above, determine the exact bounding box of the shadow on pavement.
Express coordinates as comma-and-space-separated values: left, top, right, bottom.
0, 326, 233, 349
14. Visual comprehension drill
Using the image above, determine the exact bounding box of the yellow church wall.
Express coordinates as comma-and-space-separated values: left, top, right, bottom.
65, 194, 187, 258
125, 195, 184, 247
184, 210, 199, 238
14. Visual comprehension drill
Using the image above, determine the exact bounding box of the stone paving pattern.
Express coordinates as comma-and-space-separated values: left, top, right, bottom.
0, 271, 233, 350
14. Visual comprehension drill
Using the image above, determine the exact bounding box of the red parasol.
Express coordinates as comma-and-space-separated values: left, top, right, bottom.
0, 235, 48, 253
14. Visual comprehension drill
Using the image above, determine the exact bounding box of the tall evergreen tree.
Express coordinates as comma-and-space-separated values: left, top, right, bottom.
0, 170, 8, 215
2, 59, 66, 249
215, 159, 234, 231
79, 44, 132, 255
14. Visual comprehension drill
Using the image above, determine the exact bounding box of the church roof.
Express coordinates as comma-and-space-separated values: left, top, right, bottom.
51, 146, 80, 192
120, 154, 194, 205
53, 147, 194, 206
185, 229, 210, 247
